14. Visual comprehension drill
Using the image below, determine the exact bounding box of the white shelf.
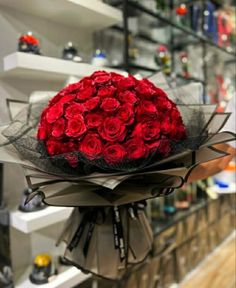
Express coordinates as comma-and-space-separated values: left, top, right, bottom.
0, 0, 122, 31
10, 206, 73, 233
2, 52, 124, 82
16, 266, 90, 288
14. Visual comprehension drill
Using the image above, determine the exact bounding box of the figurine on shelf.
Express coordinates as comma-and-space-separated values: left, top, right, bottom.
91, 49, 108, 67
18, 32, 41, 54
62, 42, 83, 62
175, 186, 191, 210
154, 44, 171, 76
29, 254, 54, 285
180, 51, 190, 78
19, 188, 45, 213
175, 3, 189, 27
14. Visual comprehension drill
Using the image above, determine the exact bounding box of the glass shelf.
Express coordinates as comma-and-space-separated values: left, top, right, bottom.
127, 0, 236, 57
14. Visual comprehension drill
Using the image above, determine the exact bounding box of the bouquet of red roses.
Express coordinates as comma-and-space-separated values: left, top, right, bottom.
0, 71, 235, 279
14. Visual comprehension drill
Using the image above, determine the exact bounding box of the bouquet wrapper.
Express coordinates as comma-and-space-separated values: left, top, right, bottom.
57, 205, 153, 279
0, 73, 236, 279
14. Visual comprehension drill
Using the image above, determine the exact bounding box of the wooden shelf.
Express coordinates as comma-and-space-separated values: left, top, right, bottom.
0, 0, 122, 31
2, 52, 124, 82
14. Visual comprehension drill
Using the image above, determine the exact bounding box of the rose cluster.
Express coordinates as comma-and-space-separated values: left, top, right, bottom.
37, 71, 186, 167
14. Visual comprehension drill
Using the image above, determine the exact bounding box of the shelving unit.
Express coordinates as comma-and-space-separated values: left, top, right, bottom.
10, 206, 73, 233
2, 52, 123, 82
0, 1, 123, 287
0, 0, 122, 31
110, 0, 235, 103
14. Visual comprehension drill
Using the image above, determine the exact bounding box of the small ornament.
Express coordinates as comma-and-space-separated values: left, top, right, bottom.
19, 188, 45, 213
154, 45, 171, 76
62, 42, 82, 62
176, 3, 189, 26
91, 49, 108, 67
180, 51, 190, 78
29, 254, 53, 285
18, 32, 40, 54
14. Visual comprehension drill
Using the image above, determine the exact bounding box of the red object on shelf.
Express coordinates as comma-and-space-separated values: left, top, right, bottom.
19, 34, 39, 46
176, 4, 188, 16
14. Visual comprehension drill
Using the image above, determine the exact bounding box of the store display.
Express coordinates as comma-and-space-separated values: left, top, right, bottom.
29, 254, 53, 285
62, 42, 82, 62
18, 188, 45, 212
0, 0, 235, 287
154, 45, 171, 75
18, 32, 41, 54
91, 49, 108, 66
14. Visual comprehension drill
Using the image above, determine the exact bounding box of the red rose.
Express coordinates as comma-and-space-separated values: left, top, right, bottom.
97, 86, 116, 98
100, 97, 120, 112
158, 137, 171, 156
52, 118, 65, 138
118, 76, 136, 90
80, 77, 93, 88
135, 79, 156, 98
65, 103, 85, 119
125, 138, 147, 160
61, 82, 81, 95
37, 108, 49, 140
46, 103, 64, 124
146, 140, 161, 151
80, 133, 103, 160
136, 101, 157, 121
77, 86, 95, 101
98, 117, 126, 142
104, 144, 127, 164
110, 72, 124, 85
85, 113, 103, 128
65, 116, 87, 138
156, 97, 174, 111
132, 121, 160, 141
84, 97, 100, 111
46, 139, 63, 155
65, 154, 78, 168
118, 90, 138, 105
94, 75, 111, 85
170, 124, 186, 141
117, 104, 134, 125
91, 71, 109, 79
161, 118, 172, 135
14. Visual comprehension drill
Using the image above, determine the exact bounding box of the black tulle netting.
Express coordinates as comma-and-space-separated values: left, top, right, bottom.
0, 100, 209, 177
